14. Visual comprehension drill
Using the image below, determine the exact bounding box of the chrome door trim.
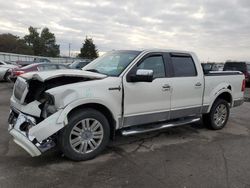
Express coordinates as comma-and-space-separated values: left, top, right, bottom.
121, 106, 206, 128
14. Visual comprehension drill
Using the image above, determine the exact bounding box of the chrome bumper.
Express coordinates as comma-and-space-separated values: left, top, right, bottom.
9, 129, 41, 157
8, 109, 55, 157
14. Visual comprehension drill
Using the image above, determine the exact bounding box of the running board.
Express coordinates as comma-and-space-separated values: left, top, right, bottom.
121, 117, 201, 136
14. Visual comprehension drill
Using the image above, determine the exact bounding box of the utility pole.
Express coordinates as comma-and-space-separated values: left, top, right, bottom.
69, 43, 71, 57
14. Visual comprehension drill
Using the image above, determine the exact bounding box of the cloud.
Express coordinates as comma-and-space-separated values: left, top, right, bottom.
0, 0, 250, 61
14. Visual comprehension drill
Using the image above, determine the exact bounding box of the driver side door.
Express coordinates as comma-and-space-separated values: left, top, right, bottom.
122, 53, 171, 127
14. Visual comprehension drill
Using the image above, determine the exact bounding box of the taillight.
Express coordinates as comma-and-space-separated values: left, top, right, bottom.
242, 79, 246, 92
14, 71, 24, 76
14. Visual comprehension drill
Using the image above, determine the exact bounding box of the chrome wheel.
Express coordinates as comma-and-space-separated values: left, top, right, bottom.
214, 104, 228, 127
69, 118, 104, 154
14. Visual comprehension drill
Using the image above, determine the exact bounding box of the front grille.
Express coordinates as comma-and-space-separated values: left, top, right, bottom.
14, 78, 27, 101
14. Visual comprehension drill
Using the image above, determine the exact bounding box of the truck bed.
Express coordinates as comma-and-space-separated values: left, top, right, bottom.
203, 71, 244, 110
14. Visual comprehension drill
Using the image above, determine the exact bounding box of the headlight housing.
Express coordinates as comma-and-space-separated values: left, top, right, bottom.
40, 93, 57, 118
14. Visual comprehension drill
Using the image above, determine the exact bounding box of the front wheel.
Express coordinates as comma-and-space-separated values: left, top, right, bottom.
58, 108, 110, 161
203, 99, 230, 130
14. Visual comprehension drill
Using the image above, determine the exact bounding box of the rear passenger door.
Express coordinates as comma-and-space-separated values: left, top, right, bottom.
167, 53, 203, 119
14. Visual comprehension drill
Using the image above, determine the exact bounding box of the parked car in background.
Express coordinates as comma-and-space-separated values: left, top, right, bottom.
0, 60, 18, 68
69, 59, 91, 69
223, 61, 250, 83
16, 58, 51, 67
10, 63, 68, 82
0, 61, 19, 81
34, 58, 51, 63
202, 63, 224, 73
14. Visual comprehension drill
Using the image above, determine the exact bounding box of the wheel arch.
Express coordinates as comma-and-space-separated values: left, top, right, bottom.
207, 90, 233, 112
58, 101, 117, 139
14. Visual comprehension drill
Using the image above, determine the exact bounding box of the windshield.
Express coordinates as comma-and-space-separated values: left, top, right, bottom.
83, 50, 141, 76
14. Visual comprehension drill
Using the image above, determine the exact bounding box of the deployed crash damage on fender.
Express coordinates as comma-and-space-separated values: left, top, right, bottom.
8, 69, 107, 156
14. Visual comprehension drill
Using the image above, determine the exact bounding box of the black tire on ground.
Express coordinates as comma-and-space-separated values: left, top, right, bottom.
58, 108, 110, 161
4, 71, 11, 82
202, 99, 230, 130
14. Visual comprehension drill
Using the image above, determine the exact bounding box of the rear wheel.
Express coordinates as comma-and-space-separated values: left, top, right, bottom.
58, 108, 110, 161
203, 99, 230, 130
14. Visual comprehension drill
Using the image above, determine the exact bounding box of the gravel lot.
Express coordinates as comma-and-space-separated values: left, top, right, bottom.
0, 82, 250, 188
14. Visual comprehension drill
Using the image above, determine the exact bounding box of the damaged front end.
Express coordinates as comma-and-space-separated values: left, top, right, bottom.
8, 71, 106, 156
8, 108, 56, 156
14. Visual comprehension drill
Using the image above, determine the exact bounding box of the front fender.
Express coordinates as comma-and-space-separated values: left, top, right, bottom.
56, 98, 119, 128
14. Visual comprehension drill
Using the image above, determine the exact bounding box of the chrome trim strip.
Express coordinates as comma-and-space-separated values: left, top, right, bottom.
123, 110, 170, 127
122, 106, 205, 127
170, 106, 201, 119
121, 117, 200, 136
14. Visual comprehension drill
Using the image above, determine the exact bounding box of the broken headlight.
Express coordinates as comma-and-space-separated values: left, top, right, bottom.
40, 93, 57, 118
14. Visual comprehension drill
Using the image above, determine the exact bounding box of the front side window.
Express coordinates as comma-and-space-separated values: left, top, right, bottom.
171, 56, 197, 77
138, 55, 166, 78
83, 51, 141, 76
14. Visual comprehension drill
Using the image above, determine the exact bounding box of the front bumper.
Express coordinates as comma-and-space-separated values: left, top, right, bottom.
8, 108, 56, 157
9, 129, 41, 157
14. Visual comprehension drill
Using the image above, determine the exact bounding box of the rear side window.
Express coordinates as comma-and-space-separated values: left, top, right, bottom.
171, 56, 197, 77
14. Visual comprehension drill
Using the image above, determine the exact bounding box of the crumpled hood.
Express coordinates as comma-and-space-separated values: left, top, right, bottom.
20, 69, 107, 82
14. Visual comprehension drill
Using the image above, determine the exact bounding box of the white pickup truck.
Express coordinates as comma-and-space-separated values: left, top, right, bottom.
8, 50, 245, 161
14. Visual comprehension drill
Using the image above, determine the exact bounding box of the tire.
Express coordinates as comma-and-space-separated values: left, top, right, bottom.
4, 71, 11, 82
58, 108, 110, 161
202, 99, 230, 130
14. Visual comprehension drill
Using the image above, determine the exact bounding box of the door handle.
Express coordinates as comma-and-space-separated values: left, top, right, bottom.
162, 84, 171, 91
195, 82, 202, 87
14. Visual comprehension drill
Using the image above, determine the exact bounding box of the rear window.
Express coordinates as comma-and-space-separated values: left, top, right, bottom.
171, 56, 197, 77
223, 62, 246, 72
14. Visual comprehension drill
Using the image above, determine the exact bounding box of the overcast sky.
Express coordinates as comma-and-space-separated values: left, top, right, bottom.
0, 0, 250, 61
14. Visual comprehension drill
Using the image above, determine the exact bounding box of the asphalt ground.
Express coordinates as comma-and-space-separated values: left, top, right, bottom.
0, 82, 250, 188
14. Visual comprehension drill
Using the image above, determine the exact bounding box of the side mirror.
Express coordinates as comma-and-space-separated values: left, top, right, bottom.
130, 69, 153, 82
